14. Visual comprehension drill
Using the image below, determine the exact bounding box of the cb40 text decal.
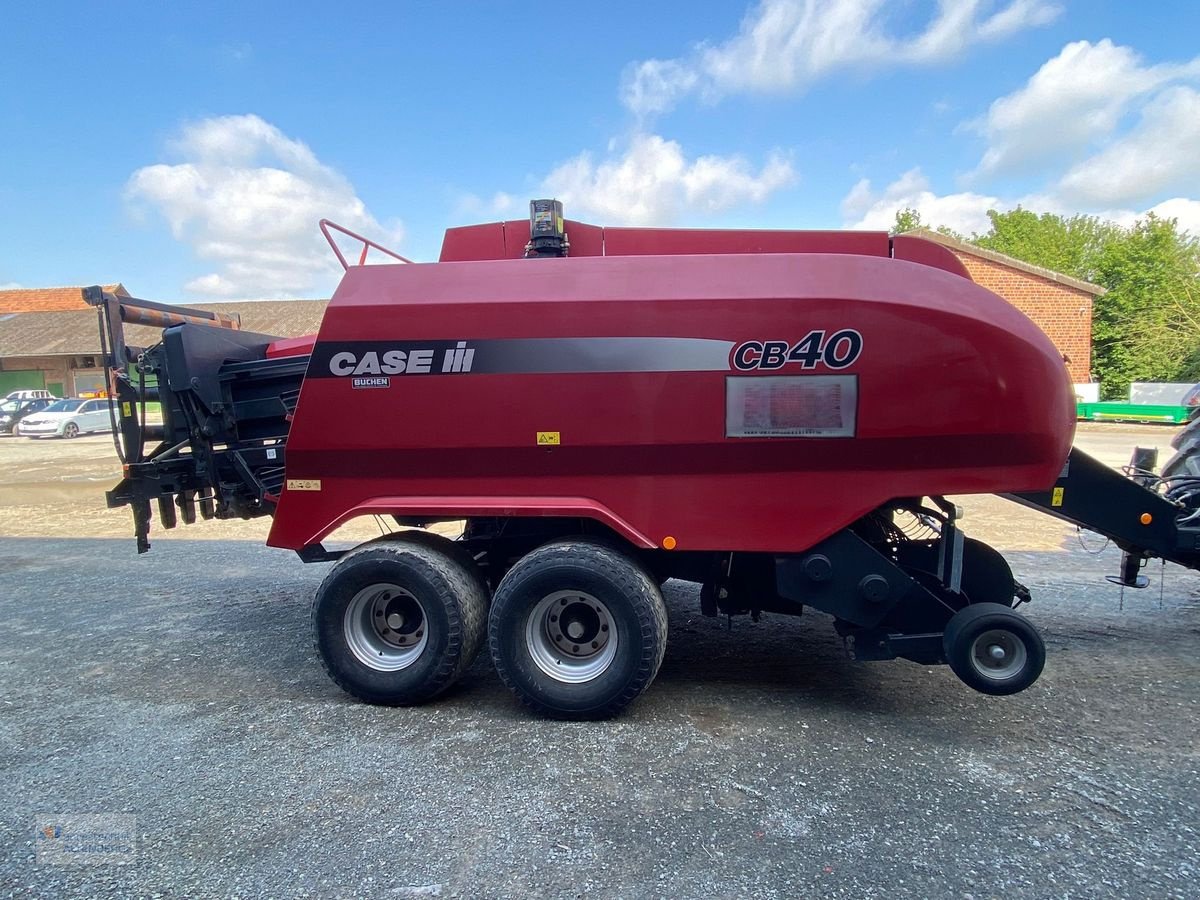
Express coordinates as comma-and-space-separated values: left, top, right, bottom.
731, 330, 862, 371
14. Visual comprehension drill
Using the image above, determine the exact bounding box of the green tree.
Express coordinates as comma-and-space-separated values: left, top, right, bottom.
1170, 281, 1200, 384
1093, 215, 1200, 397
891, 207, 923, 235
968, 208, 1198, 398
972, 208, 1117, 283
890, 207, 963, 239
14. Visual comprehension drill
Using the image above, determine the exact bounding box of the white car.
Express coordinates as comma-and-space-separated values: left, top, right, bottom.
19, 398, 113, 439
5, 389, 57, 401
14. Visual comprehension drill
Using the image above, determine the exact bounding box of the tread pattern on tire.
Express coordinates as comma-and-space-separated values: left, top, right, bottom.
365, 529, 490, 603
312, 536, 488, 705
488, 539, 668, 719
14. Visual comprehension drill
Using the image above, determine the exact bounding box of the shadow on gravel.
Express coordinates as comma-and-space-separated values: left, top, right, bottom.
2, 536, 1198, 722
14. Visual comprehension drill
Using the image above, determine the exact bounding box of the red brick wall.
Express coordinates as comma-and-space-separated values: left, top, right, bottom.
0, 284, 127, 314
951, 252, 1093, 383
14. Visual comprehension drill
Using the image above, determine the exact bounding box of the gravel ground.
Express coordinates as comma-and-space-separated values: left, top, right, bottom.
1, 426, 1198, 898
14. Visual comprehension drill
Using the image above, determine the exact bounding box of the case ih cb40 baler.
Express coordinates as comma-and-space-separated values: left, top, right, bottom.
87, 203, 1200, 719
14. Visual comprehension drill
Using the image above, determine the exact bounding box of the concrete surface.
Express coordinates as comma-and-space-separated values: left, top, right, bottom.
1, 425, 1197, 897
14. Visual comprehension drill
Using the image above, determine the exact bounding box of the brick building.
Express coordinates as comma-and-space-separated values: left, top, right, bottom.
909, 230, 1103, 384
0, 283, 129, 314
0, 285, 326, 396
0, 285, 127, 394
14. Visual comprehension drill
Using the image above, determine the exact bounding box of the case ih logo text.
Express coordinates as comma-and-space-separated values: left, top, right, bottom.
732, 330, 863, 371
329, 342, 475, 377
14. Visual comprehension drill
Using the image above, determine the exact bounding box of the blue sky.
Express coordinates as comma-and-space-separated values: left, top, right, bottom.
2, 1, 1198, 300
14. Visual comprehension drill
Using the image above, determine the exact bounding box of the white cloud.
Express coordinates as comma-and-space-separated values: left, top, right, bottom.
841, 169, 1200, 244
1148, 198, 1200, 238
973, 40, 1200, 177
621, 0, 1061, 117
620, 60, 701, 118
975, 0, 1062, 39
541, 133, 796, 225
844, 39, 1200, 243
1054, 86, 1200, 207
126, 114, 400, 299
1004, 191, 1144, 230
841, 168, 998, 235
456, 190, 522, 220
0, 281, 22, 290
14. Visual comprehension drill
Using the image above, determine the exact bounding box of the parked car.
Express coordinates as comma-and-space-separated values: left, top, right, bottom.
0, 397, 55, 435
18, 398, 113, 439
4, 389, 57, 401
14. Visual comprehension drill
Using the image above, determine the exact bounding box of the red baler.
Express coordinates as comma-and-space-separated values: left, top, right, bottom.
87, 204, 1199, 718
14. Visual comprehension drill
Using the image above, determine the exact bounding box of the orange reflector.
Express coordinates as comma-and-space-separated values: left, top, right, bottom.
1140, 513, 1152, 525
662, 536, 677, 550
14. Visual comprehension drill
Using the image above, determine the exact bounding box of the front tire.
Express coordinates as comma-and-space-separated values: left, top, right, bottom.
312, 538, 487, 706
943, 603, 1045, 696
488, 540, 668, 719
62, 422, 79, 439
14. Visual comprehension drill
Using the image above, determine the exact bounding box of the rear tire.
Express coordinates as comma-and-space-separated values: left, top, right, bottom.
366, 529, 487, 599
488, 540, 668, 720
312, 539, 487, 706
943, 603, 1045, 696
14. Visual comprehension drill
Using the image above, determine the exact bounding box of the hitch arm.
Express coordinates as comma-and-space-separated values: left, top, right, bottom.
1006, 447, 1200, 579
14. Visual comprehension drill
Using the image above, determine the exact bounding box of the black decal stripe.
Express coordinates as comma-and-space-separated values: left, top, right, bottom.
309, 337, 735, 377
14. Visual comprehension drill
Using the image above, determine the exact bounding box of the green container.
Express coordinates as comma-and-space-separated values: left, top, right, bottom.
1076, 402, 1189, 424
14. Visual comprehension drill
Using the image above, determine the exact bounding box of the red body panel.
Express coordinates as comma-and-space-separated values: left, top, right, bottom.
890, 234, 972, 280
266, 335, 316, 358
440, 221, 898, 263
602, 227, 890, 258
267, 248, 1075, 553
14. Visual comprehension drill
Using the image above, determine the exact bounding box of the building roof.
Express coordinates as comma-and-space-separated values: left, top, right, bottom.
189, 300, 330, 338
0, 299, 329, 359
0, 283, 129, 314
907, 229, 1107, 296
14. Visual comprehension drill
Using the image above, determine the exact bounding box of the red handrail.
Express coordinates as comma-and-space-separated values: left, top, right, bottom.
319, 219, 413, 270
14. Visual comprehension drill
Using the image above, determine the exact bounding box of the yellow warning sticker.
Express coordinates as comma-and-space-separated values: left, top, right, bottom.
1051, 487, 1064, 507
537, 431, 561, 446
122, 402, 132, 417
286, 479, 322, 492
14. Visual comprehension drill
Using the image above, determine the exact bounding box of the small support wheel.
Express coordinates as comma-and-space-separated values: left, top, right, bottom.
311, 537, 487, 706
943, 602, 1045, 696
488, 540, 668, 720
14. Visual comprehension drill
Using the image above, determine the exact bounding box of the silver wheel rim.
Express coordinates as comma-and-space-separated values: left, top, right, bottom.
525, 590, 618, 684
343, 583, 429, 671
969, 628, 1027, 681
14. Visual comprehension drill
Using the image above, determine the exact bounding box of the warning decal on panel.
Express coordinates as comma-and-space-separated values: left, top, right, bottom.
725, 375, 857, 438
